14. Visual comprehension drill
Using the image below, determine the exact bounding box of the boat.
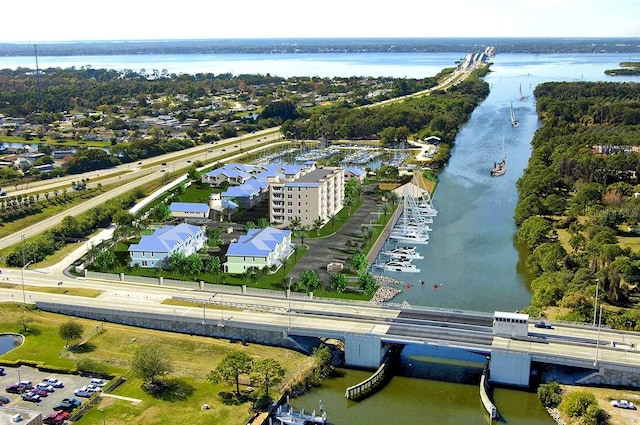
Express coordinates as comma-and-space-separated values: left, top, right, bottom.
373, 259, 421, 273
388, 230, 429, 244
491, 139, 507, 177
519, 83, 526, 101
380, 245, 424, 259
273, 405, 327, 425
510, 102, 519, 127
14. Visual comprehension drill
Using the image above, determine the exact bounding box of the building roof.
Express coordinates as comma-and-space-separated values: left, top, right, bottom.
227, 227, 291, 257
129, 223, 202, 253
169, 202, 210, 213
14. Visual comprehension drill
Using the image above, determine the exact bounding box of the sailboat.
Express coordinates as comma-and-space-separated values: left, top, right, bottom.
490, 139, 506, 177
510, 102, 519, 127
519, 83, 526, 101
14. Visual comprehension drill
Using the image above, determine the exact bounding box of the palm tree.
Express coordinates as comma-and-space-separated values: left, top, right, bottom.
289, 216, 302, 233
298, 231, 308, 247
344, 197, 355, 216
380, 203, 391, 218
328, 213, 338, 233
312, 216, 324, 236
279, 255, 290, 275
292, 243, 301, 259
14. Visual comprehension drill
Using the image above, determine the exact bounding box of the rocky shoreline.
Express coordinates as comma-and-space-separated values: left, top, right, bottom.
370, 285, 401, 304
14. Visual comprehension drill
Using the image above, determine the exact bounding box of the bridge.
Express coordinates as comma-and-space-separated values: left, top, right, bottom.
26, 281, 640, 389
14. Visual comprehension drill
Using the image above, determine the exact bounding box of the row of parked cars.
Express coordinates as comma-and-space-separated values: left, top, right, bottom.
73, 379, 106, 398
5, 378, 65, 402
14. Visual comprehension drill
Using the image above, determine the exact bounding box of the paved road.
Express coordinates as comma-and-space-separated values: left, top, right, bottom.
288, 184, 385, 285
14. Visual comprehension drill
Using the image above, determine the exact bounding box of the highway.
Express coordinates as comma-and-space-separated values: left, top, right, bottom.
3, 266, 640, 372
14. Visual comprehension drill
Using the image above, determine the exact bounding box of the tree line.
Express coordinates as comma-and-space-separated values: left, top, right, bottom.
515, 81, 640, 328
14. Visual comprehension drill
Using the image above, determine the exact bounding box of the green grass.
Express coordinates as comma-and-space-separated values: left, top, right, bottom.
0, 303, 313, 425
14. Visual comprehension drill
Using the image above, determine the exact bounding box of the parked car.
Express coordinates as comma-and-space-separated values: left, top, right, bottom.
89, 378, 106, 387
0, 367, 5, 375
36, 382, 56, 392
611, 400, 637, 409
61, 397, 82, 407
73, 389, 93, 398
5, 384, 20, 394
21, 392, 41, 402
534, 321, 553, 329
82, 384, 102, 393
0, 395, 10, 405
32, 388, 49, 397
44, 378, 64, 388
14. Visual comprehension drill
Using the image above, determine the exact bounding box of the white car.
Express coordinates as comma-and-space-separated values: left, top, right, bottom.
44, 378, 64, 388
611, 400, 637, 410
89, 378, 106, 387
36, 382, 55, 392
83, 384, 102, 393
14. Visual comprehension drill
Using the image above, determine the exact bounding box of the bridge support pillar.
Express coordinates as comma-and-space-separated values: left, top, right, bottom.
344, 334, 383, 369
489, 350, 531, 387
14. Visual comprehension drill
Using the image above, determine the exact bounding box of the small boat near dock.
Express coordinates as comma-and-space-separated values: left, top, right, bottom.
373, 259, 421, 273
380, 245, 424, 260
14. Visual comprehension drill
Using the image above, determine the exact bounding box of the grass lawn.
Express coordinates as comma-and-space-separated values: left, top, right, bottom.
0, 303, 313, 425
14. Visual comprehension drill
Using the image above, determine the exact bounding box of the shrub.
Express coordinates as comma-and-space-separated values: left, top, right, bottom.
537, 381, 562, 407
560, 390, 597, 417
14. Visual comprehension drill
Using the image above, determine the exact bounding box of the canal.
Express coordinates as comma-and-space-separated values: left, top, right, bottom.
292, 52, 640, 425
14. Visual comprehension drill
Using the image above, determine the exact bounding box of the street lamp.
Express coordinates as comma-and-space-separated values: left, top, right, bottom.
202, 303, 206, 325
594, 305, 603, 367
593, 279, 600, 327
287, 277, 292, 331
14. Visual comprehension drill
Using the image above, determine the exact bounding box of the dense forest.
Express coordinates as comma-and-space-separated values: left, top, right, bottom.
515, 81, 640, 329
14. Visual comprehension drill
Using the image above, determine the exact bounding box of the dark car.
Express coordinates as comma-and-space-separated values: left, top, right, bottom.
161, 162, 167, 166
0, 367, 5, 375
534, 321, 553, 329
5, 384, 20, 394
61, 397, 82, 407
0, 395, 10, 405
32, 388, 49, 397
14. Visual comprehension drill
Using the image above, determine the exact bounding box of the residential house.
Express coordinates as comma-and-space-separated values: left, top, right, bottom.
344, 167, 366, 183
128, 223, 207, 268
224, 227, 292, 274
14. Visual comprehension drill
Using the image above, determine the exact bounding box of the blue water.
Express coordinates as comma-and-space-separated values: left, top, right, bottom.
0, 334, 22, 355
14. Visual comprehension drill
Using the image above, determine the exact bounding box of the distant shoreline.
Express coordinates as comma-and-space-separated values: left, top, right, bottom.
1, 37, 640, 57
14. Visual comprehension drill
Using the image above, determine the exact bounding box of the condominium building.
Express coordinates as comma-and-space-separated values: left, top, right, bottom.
268, 166, 344, 228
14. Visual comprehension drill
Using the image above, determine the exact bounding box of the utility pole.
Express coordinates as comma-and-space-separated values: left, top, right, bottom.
593, 279, 600, 327
594, 305, 603, 367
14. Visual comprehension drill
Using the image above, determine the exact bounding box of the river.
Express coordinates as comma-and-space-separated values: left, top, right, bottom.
4, 48, 640, 424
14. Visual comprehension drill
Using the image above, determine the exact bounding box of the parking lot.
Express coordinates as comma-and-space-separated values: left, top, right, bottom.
1, 365, 102, 417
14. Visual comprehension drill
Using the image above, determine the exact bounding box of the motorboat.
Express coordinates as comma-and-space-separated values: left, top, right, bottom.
388, 230, 429, 244
380, 246, 424, 259
373, 259, 421, 273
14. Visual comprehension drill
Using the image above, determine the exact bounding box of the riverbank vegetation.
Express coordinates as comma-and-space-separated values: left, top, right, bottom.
514, 81, 640, 328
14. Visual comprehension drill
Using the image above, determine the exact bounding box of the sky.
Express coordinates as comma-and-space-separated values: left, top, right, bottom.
1, 0, 639, 43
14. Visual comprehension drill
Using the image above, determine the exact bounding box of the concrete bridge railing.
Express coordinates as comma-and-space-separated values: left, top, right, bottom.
345, 346, 398, 400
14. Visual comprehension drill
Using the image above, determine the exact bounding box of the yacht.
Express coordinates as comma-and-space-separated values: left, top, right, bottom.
380, 246, 424, 259
373, 259, 421, 273
388, 230, 429, 244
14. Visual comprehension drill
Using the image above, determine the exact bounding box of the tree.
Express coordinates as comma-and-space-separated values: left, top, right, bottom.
251, 358, 285, 399
328, 213, 338, 232
559, 390, 597, 418
208, 351, 253, 396
537, 382, 562, 407
113, 210, 134, 227
312, 216, 324, 236
330, 273, 347, 293
131, 343, 174, 384
298, 269, 322, 292
59, 320, 83, 347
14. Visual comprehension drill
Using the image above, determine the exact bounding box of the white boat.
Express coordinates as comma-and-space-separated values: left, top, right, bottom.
380, 246, 424, 259
519, 83, 527, 101
491, 139, 507, 177
510, 101, 519, 127
274, 406, 327, 425
374, 259, 421, 273
389, 229, 429, 244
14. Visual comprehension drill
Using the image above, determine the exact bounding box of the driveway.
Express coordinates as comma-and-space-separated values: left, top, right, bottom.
288, 184, 386, 286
